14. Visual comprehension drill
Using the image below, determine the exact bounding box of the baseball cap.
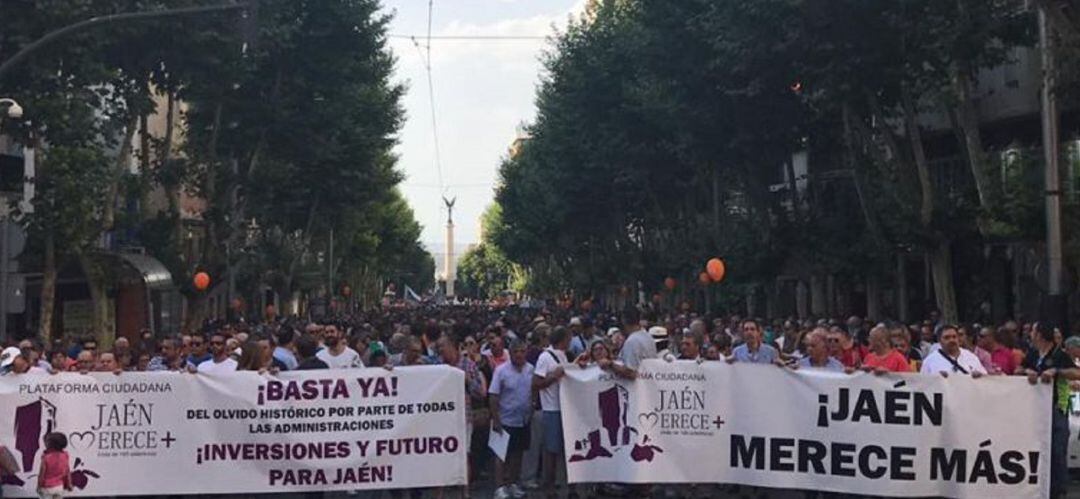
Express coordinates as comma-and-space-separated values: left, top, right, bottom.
0, 346, 20, 369
569, 317, 582, 326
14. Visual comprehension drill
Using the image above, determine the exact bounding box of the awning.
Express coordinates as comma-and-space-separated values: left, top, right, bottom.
115, 252, 174, 291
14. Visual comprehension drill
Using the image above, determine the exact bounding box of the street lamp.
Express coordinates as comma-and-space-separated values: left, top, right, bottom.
0, 99, 21, 119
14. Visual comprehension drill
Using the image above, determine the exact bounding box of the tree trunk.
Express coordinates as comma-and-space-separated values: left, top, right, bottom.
902, 88, 958, 323
810, 274, 826, 317
103, 115, 138, 232
866, 273, 881, 321
38, 232, 56, 341
896, 252, 909, 322
78, 253, 113, 347
953, 65, 995, 217
929, 241, 959, 323
161, 91, 185, 253
138, 113, 153, 218
711, 165, 720, 244
184, 292, 208, 333
900, 88, 935, 227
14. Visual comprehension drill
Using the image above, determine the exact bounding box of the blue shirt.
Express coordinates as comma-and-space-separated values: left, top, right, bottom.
273, 346, 298, 371
186, 353, 211, 370
731, 343, 779, 364
489, 361, 534, 427
797, 356, 845, 372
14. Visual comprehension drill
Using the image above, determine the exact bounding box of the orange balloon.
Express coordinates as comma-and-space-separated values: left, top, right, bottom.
699, 272, 711, 285
193, 272, 211, 291
664, 277, 676, 290
706, 258, 726, 282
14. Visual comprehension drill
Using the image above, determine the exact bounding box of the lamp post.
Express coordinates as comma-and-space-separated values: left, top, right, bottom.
1039, 8, 1067, 331
0, 97, 21, 341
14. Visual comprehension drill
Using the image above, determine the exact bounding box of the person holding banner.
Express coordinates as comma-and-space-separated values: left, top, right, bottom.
791, 328, 845, 372
920, 325, 986, 377
196, 333, 239, 374
728, 319, 778, 364
1022, 322, 1080, 498
147, 337, 184, 372
438, 335, 486, 499
861, 325, 912, 374
574, 339, 636, 380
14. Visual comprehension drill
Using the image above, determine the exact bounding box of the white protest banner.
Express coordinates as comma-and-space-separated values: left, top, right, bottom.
0, 366, 466, 497
561, 360, 1050, 498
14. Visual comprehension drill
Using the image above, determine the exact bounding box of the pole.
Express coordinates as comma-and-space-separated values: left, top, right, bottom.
1040, 8, 1067, 329
0, 220, 8, 341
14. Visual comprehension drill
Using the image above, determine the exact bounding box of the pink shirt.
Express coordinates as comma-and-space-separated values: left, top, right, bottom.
39, 450, 70, 489
991, 346, 1018, 375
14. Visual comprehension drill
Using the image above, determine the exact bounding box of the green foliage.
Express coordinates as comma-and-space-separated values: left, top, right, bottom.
0, 0, 433, 314
491, 0, 1048, 319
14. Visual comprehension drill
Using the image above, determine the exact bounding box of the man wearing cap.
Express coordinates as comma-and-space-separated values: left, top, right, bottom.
650, 326, 675, 361
0, 347, 25, 375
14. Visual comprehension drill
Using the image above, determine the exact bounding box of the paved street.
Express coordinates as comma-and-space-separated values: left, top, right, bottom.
225, 476, 1080, 499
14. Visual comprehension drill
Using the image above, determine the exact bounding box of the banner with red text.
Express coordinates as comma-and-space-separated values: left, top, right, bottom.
0, 366, 466, 496
561, 360, 1050, 498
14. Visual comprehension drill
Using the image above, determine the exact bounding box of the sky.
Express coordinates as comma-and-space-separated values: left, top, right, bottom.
381, 0, 585, 253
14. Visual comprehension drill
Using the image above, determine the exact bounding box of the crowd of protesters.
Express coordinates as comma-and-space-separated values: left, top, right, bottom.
0, 305, 1078, 498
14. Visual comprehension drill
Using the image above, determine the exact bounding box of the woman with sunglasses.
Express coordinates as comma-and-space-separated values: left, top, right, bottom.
574, 339, 636, 380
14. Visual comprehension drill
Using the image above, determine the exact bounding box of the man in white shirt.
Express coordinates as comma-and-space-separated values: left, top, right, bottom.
920, 325, 986, 377
533, 326, 570, 496
316, 324, 363, 369
618, 308, 657, 369
197, 333, 238, 374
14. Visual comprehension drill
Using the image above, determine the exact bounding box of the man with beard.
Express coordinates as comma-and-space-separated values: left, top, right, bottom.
148, 338, 184, 371
316, 323, 363, 369
196, 333, 238, 374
